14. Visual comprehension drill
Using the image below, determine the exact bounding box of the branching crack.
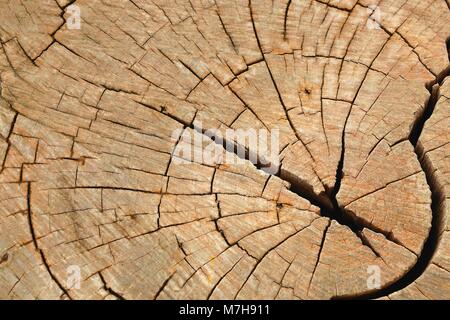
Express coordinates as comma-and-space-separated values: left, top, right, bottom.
334, 36, 450, 300
4, 0, 448, 301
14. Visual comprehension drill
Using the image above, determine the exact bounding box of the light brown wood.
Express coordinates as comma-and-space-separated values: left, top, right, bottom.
0, 0, 449, 300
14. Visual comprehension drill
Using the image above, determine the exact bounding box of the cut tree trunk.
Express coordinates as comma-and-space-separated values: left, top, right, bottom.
0, 0, 449, 300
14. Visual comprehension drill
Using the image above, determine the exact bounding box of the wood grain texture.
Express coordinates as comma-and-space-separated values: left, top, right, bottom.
0, 0, 449, 300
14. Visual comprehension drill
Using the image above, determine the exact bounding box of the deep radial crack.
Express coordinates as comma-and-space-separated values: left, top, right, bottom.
285, 168, 400, 256
142, 1, 412, 259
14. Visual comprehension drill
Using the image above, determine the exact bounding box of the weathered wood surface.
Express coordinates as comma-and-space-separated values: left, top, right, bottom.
0, 0, 449, 300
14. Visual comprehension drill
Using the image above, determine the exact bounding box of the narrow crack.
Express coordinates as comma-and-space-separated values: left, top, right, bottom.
283, 0, 292, 40
0, 112, 18, 174
207, 255, 244, 300
154, 273, 175, 300
233, 218, 319, 299
248, 0, 315, 162
99, 271, 125, 300
307, 220, 331, 295
27, 182, 72, 299
33, 0, 77, 62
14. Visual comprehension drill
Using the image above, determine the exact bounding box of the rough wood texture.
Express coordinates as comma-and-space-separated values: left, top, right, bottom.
0, 0, 449, 300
